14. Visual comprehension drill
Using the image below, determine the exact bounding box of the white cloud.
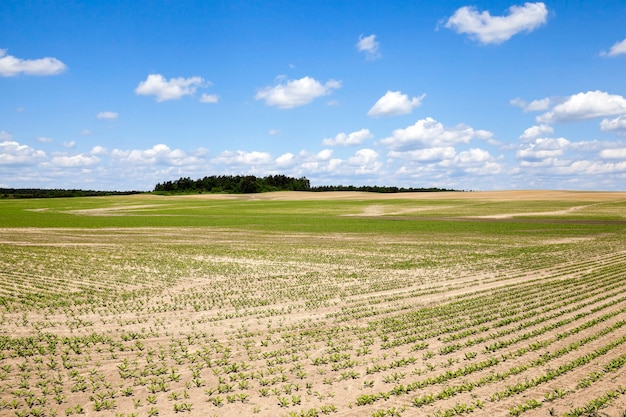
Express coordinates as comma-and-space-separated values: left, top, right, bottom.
51, 154, 100, 167
255, 76, 341, 109
346, 149, 382, 174
111, 144, 203, 166
97, 111, 119, 119
444, 2, 548, 44
275, 152, 295, 166
537, 91, 626, 124
516, 137, 570, 161
447, 148, 504, 175
519, 124, 554, 140
0, 49, 67, 76
36, 136, 54, 143
380, 117, 493, 150
135, 74, 207, 102
211, 150, 273, 166
356, 34, 380, 60
455, 148, 492, 164
316, 149, 334, 160
80, 129, 92, 136
199, 93, 219, 103
368, 91, 426, 117
389, 147, 457, 162
63, 141, 76, 149
602, 38, 626, 57
90, 146, 108, 156
510, 97, 551, 112
600, 115, 626, 136
322, 128, 373, 146
268, 129, 281, 136
0, 140, 46, 165
600, 148, 626, 159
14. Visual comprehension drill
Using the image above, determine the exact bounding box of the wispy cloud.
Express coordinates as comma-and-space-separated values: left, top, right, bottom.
255, 76, 341, 109
444, 2, 548, 45
97, 111, 119, 119
0, 49, 67, 77
199, 93, 219, 104
601, 38, 626, 57
510, 97, 552, 112
356, 34, 380, 60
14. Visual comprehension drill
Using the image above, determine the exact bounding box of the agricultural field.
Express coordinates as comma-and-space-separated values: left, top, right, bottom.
1, 190, 626, 417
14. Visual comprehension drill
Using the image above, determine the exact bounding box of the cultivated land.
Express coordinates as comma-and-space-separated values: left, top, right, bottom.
1, 190, 625, 417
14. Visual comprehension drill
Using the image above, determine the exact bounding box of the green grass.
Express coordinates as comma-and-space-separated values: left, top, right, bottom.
1, 193, 622, 236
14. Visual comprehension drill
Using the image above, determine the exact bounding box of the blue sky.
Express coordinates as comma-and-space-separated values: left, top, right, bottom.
2, 1, 626, 191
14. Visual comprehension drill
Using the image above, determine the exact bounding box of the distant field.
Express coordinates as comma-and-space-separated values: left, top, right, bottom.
1, 190, 625, 417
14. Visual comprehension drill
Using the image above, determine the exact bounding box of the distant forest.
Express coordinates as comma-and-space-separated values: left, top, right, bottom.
154, 175, 456, 194
0, 189, 142, 199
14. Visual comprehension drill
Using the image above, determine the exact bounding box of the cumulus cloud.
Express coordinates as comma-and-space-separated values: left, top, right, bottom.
51, 154, 100, 167
537, 91, 626, 124
510, 97, 551, 112
0, 140, 46, 165
199, 93, 219, 103
97, 111, 118, 119
255, 76, 341, 109
322, 128, 373, 146
111, 144, 203, 166
389, 147, 457, 162
275, 152, 295, 167
444, 2, 548, 44
356, 34, 380, 60
600, 148, 626, 159
516, 137, 570, 161
380, 117, 493, 150
453, 149, 505, 176
368, 91, 426, 117
0, 49, 67, 76
602, 38, 626, 57
347, 149, 382, 174
519, 124, 554, 140
90, 146, 108, 156
600, 115, 626, 136
211, 150, 273, 166
135, 74, 207, 102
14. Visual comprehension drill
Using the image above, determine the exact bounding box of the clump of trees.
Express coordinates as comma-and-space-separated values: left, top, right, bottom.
153, 175, 311, 194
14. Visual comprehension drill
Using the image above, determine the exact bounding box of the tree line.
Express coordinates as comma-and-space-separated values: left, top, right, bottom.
0, 188, 142, 199
154, 175, 456, 194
